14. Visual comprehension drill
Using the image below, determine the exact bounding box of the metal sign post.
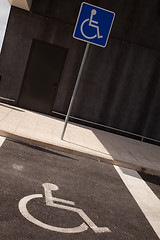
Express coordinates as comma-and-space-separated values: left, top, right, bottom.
61, 2, 115, 140
61, 43, 90, 140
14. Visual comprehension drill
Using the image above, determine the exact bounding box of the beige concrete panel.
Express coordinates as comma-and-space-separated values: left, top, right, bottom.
8, 0, 32, 10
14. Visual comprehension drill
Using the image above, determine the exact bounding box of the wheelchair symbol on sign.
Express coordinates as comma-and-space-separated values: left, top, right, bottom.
81, 9, 103, 40
19, 183, 111, 234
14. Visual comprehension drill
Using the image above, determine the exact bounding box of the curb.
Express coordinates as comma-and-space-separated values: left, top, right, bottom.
0, 129, 160, 177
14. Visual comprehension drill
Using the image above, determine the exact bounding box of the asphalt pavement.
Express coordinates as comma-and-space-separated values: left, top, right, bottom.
0, 137, 160, 240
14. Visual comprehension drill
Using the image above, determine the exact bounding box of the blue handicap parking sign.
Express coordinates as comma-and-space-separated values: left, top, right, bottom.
73, 2, 115, 48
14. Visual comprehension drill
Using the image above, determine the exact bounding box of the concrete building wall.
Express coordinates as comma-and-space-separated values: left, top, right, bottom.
0, 5, 84, 103
1, 0, 160, 142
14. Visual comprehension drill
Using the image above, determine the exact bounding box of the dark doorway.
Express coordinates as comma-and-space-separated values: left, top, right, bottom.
18, 40, 67, 114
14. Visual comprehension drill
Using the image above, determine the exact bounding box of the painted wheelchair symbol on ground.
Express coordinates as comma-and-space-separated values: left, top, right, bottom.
19, 183, 111, 234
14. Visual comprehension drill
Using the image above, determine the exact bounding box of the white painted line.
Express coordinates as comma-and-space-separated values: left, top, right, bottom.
0, 136, 6, 147
114, 165, 160, 239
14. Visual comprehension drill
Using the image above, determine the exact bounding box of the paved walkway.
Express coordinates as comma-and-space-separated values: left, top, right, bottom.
0, 103, 160, 176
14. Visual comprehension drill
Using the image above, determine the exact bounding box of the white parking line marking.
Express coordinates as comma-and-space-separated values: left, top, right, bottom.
114, 165, 160, 239
0, 136, 6, 147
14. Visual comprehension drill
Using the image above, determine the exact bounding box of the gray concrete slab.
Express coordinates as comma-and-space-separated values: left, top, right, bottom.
0, 102, 160, 176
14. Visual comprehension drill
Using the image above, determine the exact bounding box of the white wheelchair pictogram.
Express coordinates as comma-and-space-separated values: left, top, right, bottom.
18, 183, 111, 234
80, 9, 103, 39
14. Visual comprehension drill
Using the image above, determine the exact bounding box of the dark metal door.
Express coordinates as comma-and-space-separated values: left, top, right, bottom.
18, 40, 67, 114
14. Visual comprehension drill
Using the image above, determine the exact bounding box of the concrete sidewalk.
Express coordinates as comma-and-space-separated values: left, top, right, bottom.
0, 102, 160, 176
